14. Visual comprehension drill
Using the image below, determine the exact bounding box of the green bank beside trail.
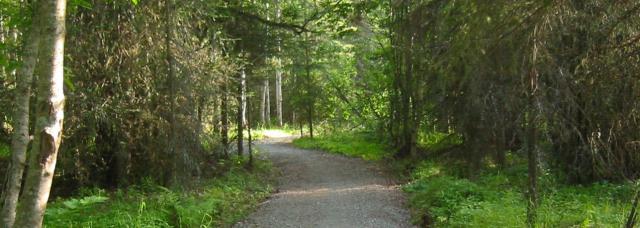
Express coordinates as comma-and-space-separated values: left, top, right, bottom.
293, 131, 635, 227
43, 157, 274, 227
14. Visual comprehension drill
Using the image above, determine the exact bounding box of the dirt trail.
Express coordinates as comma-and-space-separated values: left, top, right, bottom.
234, 133, 414, 228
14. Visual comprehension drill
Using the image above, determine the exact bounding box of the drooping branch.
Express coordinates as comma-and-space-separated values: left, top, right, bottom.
224, 0, 344, 35
228, 8, 311, 34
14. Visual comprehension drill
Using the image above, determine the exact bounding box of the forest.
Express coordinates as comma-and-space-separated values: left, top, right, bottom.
0, 0, 639, 227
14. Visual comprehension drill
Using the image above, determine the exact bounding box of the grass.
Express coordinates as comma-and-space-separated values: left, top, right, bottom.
44, 156, 275, 228
403, 160, 635, 227
292, 131, 390, 161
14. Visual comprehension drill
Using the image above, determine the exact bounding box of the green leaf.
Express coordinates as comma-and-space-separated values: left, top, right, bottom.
70, 0, 92, 9
64, 75, 75, 92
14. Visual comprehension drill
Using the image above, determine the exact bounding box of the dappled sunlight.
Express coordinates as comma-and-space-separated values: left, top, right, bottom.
275, 184, 400, 196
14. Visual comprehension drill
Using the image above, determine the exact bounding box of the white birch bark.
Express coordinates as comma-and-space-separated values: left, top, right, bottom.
260, 80, 266, 124
0, 3, 42, 226
275, 0, 283, 127
241, 69, 247, 125
265, 79, 270, 124
275, 60, 282, 127
14, 0, 66, 226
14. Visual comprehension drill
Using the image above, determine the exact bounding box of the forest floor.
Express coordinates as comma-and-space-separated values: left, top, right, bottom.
234, 132, 414, 228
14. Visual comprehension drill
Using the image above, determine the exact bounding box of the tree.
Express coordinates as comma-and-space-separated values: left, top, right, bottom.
237, 67, 246, 156
0, 1, 42, 226
275, 0, 284, 127
13, 0, 67, 226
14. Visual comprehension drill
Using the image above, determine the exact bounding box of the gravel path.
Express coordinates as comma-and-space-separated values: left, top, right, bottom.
234, 135, 414, 228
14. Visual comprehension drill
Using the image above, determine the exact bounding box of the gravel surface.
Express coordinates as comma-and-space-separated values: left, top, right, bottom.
234, 136, 415, 228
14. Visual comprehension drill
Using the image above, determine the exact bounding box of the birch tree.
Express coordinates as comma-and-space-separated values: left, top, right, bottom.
275, 0, 283, 127
0, 2, 42, 226
13, 0, 67, 226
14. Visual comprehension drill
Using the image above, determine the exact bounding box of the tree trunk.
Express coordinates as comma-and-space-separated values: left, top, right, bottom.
525, 101, 538, 228
276, 63, 283, 127
526, 26, 540, 227
237, 70, 245, 156
247, 100, 253, 167
265, 79, 270, 126
212, 96, 219, 134
0, 15, 5, 80
626, 186, 640, 228
14, 0, 67, 226
221, 77, 229, 157
164, 0, 182, 186
0, 3, 42, 227
241, 69, 247, 126
275, 0, 283, 127
260, 79, 266, 125
299, 117, 303, 138
308, 106, 314, 139
303, 35, 314, 139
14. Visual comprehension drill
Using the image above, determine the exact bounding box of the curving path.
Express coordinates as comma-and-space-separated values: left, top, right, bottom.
234, 132, 414, 228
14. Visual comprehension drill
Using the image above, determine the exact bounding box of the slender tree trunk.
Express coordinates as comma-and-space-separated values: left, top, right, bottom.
275, 0, 283, 127
304, 36, 313, 139
265, 79, 270, 126
0, 15, 5, 80
237, 70, 245, 156
526, 25, 540, 228
292, 111, 296, 128
626, 186, 640, 228
197, 96, 205, 135
0, 3, 42, 227
247, 100, 253, 167
299, 117, 303, 137
164, 0, 182, 186
221, 77, 229, 157
260, 80, 266, 125
276, 63, 283, 127
525, 100, 538, 228
241, 69, 247, 126
14, 0, 67, 226
308, 107, 314, 139
212, 96, 219, 134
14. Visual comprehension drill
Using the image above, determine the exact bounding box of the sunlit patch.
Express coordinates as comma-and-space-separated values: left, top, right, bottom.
263, 130, 291, 138
276, 184, 400, 196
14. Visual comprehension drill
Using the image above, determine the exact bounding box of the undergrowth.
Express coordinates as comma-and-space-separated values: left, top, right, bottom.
44, 156, 274, 227
290, 130, 635, 227
404, 161, 634, 227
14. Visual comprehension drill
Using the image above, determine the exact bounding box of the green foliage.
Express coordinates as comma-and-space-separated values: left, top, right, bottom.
417, 131, 462, 152
292, 131, 390, 161
44, 158, 274, 227
404, 161, 633, 227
